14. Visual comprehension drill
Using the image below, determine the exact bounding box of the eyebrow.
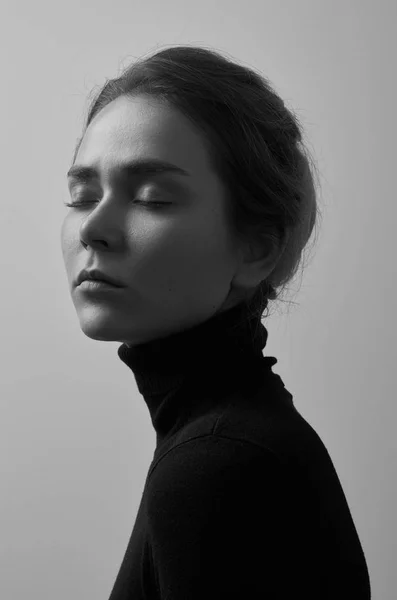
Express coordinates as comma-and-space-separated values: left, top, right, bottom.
67, 158, 190, 183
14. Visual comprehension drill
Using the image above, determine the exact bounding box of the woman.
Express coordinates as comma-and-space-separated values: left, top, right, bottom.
61, 45, 371, 599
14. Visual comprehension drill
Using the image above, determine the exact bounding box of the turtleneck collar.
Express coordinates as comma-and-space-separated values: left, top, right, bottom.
117, 299, 280, 444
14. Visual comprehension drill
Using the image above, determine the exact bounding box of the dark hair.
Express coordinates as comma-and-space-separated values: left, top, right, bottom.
71, 44, 322, 322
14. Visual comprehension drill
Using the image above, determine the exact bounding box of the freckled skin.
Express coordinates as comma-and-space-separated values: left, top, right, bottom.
61, 94, 271, 347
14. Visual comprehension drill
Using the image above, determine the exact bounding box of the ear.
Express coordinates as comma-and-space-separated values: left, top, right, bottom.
232, 228, 289, 293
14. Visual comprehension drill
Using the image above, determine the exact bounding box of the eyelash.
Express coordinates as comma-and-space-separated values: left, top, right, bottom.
63, 199, 171, 209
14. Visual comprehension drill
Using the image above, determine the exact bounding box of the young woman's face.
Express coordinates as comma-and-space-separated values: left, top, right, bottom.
61, 94, 245, 346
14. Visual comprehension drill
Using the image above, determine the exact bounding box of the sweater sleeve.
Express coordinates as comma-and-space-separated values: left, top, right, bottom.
146, 435, 311, 599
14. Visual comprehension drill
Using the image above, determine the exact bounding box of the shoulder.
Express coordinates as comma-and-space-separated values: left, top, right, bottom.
145, 434, 307, 576
146, 435, 292, 514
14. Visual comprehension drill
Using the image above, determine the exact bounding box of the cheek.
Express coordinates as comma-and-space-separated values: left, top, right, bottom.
60, 217, 71, 260
60, 216, 79, 277
139, 215, 235, 298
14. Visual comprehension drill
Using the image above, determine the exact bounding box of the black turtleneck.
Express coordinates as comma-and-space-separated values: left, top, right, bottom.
108, 302, 371, 599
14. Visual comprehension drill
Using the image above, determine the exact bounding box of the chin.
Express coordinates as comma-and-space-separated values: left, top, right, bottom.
77, 314, 127, 343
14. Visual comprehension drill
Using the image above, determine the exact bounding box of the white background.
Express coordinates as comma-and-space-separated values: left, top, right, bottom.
1, 0, 395, 598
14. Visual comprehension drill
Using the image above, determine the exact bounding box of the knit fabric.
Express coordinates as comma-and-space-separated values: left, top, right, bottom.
108, 301, 371, 599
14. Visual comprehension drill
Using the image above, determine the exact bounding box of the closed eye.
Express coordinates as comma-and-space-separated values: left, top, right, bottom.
63, 199, 172, 208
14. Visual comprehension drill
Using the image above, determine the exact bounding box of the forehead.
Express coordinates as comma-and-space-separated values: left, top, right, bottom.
75, 95, 214, 179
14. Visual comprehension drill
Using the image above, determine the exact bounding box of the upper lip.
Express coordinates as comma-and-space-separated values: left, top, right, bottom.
76, 269, 125, 288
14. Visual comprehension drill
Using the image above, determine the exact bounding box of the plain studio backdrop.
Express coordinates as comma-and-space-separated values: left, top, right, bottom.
1, 0, 395, 598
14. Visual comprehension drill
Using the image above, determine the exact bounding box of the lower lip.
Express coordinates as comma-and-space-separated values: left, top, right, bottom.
78, 280, 123, 292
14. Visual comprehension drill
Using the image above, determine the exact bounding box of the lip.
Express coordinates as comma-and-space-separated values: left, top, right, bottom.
76, 268, 125, 288
77, 280, 124, 292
